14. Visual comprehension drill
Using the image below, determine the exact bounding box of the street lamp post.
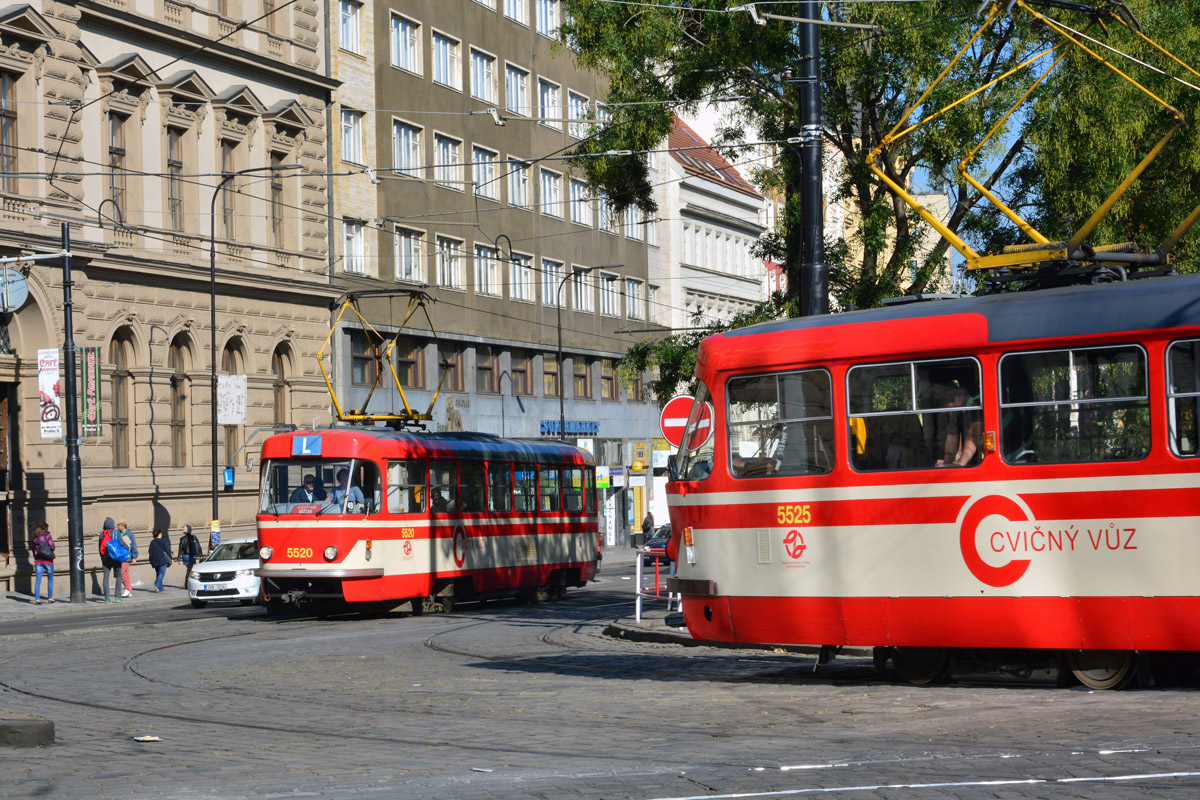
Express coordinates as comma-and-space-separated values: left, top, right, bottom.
556, 264, 621, 440
209, 164, 302, 537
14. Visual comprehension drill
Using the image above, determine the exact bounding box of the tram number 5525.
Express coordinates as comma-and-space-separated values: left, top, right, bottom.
777, 504, 812, 525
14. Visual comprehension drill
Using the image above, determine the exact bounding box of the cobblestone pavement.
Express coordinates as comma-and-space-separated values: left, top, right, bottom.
2, 556, 1200, 799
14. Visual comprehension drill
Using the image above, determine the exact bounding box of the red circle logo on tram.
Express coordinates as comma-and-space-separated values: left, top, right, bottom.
659, 395, 714, 450
403, 540, 412, 557
452, 526, 467, 568
958, 495, 1032, 587
783, 529, 806, 560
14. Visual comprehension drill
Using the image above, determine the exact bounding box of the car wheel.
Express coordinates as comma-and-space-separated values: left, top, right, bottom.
190, 599, 208, 609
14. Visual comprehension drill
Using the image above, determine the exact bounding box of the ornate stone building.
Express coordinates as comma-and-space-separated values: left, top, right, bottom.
0, 1, 338, 591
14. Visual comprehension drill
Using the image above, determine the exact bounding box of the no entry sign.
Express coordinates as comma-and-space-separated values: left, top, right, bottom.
660, 395, 713, 449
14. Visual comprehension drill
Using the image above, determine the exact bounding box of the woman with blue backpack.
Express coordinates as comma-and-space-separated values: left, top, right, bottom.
98, 517, 129, 603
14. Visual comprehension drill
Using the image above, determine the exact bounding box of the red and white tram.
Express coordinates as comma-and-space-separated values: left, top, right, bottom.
666, 276, 1200, 688
256, 429, 599, 611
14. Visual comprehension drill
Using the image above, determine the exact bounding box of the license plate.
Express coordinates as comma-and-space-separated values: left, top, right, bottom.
204, 583, 230, 591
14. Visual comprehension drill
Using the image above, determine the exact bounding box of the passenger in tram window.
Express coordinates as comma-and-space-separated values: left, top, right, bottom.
289, 474, 325, 503
330, 468, 366, 508
430, 488, 453, 513
937, 386, 983, 468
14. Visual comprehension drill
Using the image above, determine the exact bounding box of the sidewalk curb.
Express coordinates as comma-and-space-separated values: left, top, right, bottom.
0, 591, 189, 622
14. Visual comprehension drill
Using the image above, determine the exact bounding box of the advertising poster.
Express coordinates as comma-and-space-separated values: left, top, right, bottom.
217, 374, 248, 425
38, 348, 61, 439
81, 346, 102, 437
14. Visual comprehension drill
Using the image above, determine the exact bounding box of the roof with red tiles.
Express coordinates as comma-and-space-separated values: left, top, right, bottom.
668, 116, 762, 199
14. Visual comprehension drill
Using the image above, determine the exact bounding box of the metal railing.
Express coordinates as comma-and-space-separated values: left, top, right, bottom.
634, 547, 680, 622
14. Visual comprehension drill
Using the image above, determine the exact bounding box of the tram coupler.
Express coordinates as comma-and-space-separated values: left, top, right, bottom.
814, 644, 842, 672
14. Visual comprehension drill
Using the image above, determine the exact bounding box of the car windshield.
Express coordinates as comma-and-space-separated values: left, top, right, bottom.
259, 458, 382, 516
206, 542, 258, 562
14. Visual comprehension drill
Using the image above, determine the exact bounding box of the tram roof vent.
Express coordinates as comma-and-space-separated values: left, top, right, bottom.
881, 293, 969, 307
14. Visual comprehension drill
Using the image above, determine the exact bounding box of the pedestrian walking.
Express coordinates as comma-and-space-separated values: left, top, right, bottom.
99, 517, 123, 603
178, 524, 203, 585
148, 529, 173, 592
31, 522, 55, 604
116, 521, 137, 597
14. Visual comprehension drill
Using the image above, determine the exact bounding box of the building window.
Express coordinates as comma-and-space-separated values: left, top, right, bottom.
543, 352, 560, 397
393, 121, 422, 178
568, 92, 588, 138
220, 139, 236, 239
341, 109, 363, 164
221, 341, 244, 466
624, 209, 643, 241
343, 220, 366, 274
339, 0, 361, 53
437, 236, 464, 288
600, 273, 619, 316
541, 259, 562, 307
396, 336, 425, 389
474, 244, 500, 296
569, 180, 591, 226
510, 253, 533, 302
572, 270, 594, 312
504, 0, 526, 24
108, 113, 127, 214
626, 370, 644, 403
538, 79, 560, 129
643, 209, 658, 246
472, 147, 497, 199
476, 345, 496, 393
474, 0, 496, 8
600, 358, 616, 400
391, 15, 421, 73
511, 349, 531, 395
269, 151, 285, 248
169, 336, 189, 467
439, 343, 463, 391
573, 358, 592, 399
165, 128, 185, 232
508, 158, 529, 207
470, 50, 496, 103
540, 169, 561, 217
0, 72, 16, 194
271, 346, 289, 427
432, 33, 461, 90
434, 134, 462, 188
396, 227, 424, 282
649, 285, 661, 323
350, 330, 377, 386
626, 278, 644, 319
536, 0, 559, 37
598, 190, 616, 233
506, 65, 529, 115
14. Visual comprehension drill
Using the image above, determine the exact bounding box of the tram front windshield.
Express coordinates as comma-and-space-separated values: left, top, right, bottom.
259, 459, 381, 515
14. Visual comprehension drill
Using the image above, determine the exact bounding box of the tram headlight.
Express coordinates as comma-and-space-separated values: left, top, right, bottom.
323, 546, 338, 562
259, 546, 273, 560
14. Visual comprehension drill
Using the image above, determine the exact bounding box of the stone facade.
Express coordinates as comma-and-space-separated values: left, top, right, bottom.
0, 1, 339, 591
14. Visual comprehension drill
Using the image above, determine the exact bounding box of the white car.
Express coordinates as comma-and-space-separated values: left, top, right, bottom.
187, 539, 261, 609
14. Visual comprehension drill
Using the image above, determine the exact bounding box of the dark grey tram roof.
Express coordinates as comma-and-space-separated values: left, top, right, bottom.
725, 275, 1200, 344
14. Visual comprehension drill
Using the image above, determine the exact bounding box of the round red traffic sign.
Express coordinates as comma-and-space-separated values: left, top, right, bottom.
660, 395, 713, 450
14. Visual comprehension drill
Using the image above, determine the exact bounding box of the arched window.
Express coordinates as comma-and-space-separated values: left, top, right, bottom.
272, 346, 289, 426
221, 340, 244, 466
110, 330, 133, 467
168, 335, 190, 467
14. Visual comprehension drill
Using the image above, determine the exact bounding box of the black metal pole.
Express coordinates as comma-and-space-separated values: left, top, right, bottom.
210, 177, 223, 539
798, 0, 828, 316
61, 222, 85, 603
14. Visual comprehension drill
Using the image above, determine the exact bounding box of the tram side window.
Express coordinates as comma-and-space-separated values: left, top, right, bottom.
585, 467, 595, 512
1168, 340, 1200, 456
1000, 345, 1148, 464
540, 467, 561, 512
514, 465, 537, 512
848, 358, 981, 471
562, 467, 585, 511
675, 382, 715, 481
387, 460, 427, 514
459, 462, 486, 512
488, 462, 513, 511
429, 461, 457, 512
727, 369, 833, 478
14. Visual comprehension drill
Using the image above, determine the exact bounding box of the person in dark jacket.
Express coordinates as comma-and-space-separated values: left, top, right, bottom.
148, 529, 173, 592
31, 522, 55, 604
177, 524, 203, 585
99, 517, 122, 603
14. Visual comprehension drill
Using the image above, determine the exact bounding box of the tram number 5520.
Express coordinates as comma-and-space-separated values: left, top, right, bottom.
777, 504, 812, 525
